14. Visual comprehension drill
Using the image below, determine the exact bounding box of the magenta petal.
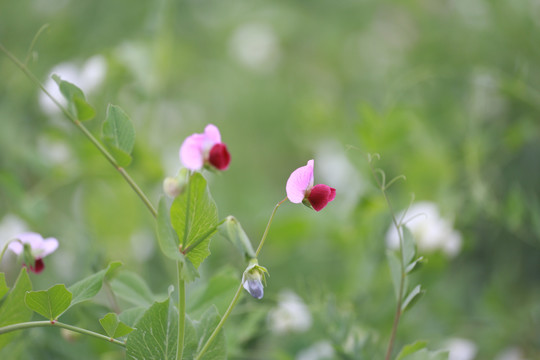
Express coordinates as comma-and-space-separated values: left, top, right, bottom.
204, 124, 222, 144
179, 134, 205, 170
286, 160, 314, 203
209, 143, 231, 170
8, 232, 41, 255
308, 184, 335, 211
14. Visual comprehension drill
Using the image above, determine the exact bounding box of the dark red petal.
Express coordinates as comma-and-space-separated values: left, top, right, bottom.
30, 258, 45, 274
208, 143, 231, 170
308, 184, 335, 212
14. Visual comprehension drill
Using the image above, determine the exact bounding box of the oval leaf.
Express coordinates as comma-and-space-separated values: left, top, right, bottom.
0, 273, 9, 300
52, 75, 95, 121
102, 104, 135, 167
0, 268, 32, 351
100, 312, 134, 338
170, 173, 218, 268
25, 284, 72, 321
68, 261, 122, 308
126, 298, 177, 360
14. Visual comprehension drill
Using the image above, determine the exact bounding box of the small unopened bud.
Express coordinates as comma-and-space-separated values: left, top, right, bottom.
242, 258, 269, 300
219, 216, 256, 259
163, 168, 189, 198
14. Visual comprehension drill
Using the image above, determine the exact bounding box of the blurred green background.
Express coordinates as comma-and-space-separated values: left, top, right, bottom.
1, 0, 540, 359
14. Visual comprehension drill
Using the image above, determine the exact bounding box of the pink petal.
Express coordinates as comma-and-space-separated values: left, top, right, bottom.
41, 237, 59, 257
208, 143, 231, 170
179, 133, 205, 170
204, 124, 221, 144
286, 160, 314, 203
308, 184, 336, 212
8, 232, 42, 255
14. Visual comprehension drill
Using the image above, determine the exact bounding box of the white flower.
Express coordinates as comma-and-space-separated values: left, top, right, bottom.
386, 201, 462, 257
268, 290, 312, 334
229, 23, 280, 72
444, 338, 477, 360
296, 340, 334, 360
39, 55, 107, 115
495, 347, 527, 360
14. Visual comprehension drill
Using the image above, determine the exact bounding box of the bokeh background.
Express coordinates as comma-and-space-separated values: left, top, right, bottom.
1, 0, 540, 359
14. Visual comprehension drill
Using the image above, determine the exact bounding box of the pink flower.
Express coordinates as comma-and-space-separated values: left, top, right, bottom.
286, 160, 336, 212
8, 232, 58, 274
179, 124, 231, 171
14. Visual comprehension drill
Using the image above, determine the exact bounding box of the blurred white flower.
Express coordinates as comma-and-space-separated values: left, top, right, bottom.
229, 23, 280, 72
39, 55, 107, 115
386, 202, 462, 257
268, 290, 312, 334
296, 340, 334, 360
445, 338, 477, 360
0, 214, 29, 250
495, 347, 527, 360
37, 136, 72, 166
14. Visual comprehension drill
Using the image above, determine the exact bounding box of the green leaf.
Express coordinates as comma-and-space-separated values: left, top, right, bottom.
218, 216, 256, 259
126, 298, 178, 360
396, 341, 428, 360
170, 173, 218, 268
0, 273, 9, 300
0, 268, 32, 350
110, 271, 157, 307
68, 261, 122, 308
387, 250, 402, 299
405, 256, 425, 274
24, 284, 72, 321
397, 348, 449, 360
99, 312, 134, 338
401, 284, 424, 312
188, 268, 239, 318
52, 75, 95, 121
102, 104, 135, 167
185, 306, 226, 360
157, 196, 183, 261
402, 225, 416, 265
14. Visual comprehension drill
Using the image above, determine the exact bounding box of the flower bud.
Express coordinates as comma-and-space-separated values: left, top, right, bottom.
163, 168, 189, 198
242, 258, 269, 299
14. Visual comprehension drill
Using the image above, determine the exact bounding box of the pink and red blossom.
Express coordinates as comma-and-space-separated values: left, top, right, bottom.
179, 124, 231, 171
286, 160, 336, 211
8, 232, 58, 274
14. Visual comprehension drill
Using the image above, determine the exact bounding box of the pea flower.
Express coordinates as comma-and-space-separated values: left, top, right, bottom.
286, 159, 336, 211
8, 232, 59, 274
179, 124, 231, 171
242, 259, 269, 299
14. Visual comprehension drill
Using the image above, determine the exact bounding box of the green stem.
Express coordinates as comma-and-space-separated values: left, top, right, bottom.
176, 262, 186, 360
195, 197, 288, 360
0, 239, 22, 264
194, 283, 243, 360
0, 321, 126, 347
367, 158, 406, 360
255, 197, 288, 256
0, 42, 157, 219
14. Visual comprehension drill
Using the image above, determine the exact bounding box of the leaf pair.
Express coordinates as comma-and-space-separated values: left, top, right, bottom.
156, 173, 219, 281
54, 76, 135, 167
24, 262, 121, 322
126, 298, 225, 360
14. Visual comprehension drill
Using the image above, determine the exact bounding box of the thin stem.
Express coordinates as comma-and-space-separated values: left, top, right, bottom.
195, 197, 288, 360
0, 321, 126, 347
194, 283, 243, 360
0, 239, 22, 264
0, 43, 157, 218
255, 197, 288, 257
24, 23, 50, 65
176, 262, 186, 360
367, 158, 406, 360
